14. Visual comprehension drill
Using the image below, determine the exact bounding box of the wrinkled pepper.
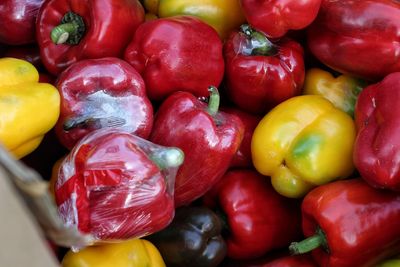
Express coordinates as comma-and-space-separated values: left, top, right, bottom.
124, 16, 224, 101
0, 58, 60, 158
62, 238, 165, 267
148, 206, 227, 267
224, 24, 305, 114
354, 72, 400, 191
203, 169, 302, 260
303, 68, 366, 117
0, 0, 43, 45
240, 0, 322, 38
307, 0, 400, 80
289, 179, 400, 267
251, 95, 356, 198
54, 57, 153, 149
150, 87, 244, 207
144, 0, 246, 40
55, 129, 184, 245
36, 0, 145, 75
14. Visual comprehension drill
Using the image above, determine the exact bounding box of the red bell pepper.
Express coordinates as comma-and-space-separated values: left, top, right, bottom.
54, 57, 153, 150
203, 169, 302, 260
222, 107, 261, 168
240, 0, 321, 38
289, 179, 400, 267
307, 0, 400, 81
36, 0, 144, 75
150, 87, 244, 207
224, 25, 305, 114
354, 72, 400, 191
0, 0, 43, 45
55, 129, 184, 244
124, 16, 224, 101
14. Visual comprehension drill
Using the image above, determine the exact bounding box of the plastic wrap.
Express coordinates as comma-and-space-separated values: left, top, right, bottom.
54, 129, 184, 249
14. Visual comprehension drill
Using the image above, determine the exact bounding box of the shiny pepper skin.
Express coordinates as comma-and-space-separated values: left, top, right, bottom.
252, 95, 356, 198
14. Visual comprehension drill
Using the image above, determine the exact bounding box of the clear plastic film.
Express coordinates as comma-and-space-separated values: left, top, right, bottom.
54, 128, 184, 250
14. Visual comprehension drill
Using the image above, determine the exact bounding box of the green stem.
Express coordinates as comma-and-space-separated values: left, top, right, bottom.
150, 148, 184, 170
240, 24, 277, 56
51, 23, 79, 44
289, 228, 329, 255
50, 11, 85, 45
207, 86, 220, 116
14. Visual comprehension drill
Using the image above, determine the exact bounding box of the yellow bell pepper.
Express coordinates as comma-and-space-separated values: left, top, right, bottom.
0, 58, 60, 158
62, 239, 166, 267
144, 0, 246, 40
303, 68, 366, 117
251, 95, 356, 198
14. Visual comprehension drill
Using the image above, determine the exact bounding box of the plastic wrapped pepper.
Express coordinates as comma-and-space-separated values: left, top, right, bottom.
289, 179, 400, 267
150, 87, 244, 207
224, 24, 305, 114
303, 68, 366, 117
62, 238, 166, 267
354, 72, 400, 191
55, 128, 184, 248
252, 95, 356, 198
36, 0, 145, 75
144, 0, 246, 40
148, 206, 227, 267
240, 0, 322, 38
307, 0, 400, 80
0, 58, 60, 158
203, 169, 302, 260
54, 57, 153, 149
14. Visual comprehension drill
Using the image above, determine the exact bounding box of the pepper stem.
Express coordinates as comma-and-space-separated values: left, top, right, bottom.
240, 24, 277, 56
150, 148, 184, 170
289, 228, 329, 255
207, 86, 220, 116
51, 11, 85, 45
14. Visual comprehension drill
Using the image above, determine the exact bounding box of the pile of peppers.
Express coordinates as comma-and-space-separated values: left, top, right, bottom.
3, 0, 400, 266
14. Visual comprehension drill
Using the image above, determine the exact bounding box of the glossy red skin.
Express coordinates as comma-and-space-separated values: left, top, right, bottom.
124, 16, 224, 101
240, 0, 321, 38
4, 45, 42, 69
224, 32, 305, 114
302, 179, 400, 267
354, 73, 400, 191
0, 0, 43, 45
55, 57, 153, 150
203, 170, 302, 260
36, 0, 144, 75
55, 130, 174, 240
222, 107, 261, 168
307, 0, 400, 81
225, 254, 317, 267
150, 91, 244, 207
